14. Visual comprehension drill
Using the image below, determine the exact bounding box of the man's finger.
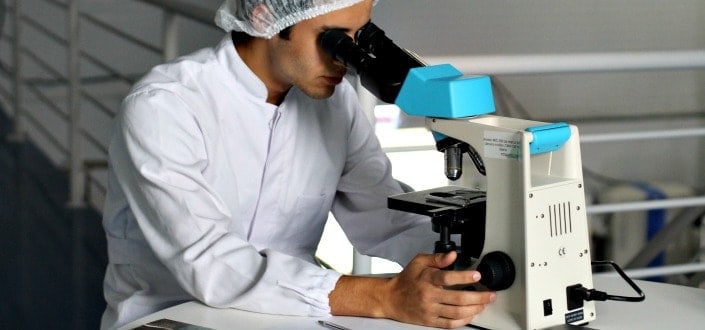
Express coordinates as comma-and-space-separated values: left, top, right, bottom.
430, 269, 481, 287
437, 289, 497, 307
435, 303, 487, 321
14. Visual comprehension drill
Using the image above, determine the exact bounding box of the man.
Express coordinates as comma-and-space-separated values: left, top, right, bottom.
101, 0, 495, 329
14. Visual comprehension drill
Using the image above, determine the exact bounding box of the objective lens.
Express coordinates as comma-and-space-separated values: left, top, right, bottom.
444, 146, 462, 181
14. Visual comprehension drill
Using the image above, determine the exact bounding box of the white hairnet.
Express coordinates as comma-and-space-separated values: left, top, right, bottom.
215, 0, 372, 39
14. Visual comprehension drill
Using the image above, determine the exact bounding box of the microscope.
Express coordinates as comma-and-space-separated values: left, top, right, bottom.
321, 22, 644, 329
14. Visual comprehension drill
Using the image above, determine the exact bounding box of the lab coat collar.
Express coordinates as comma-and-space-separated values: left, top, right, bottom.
215, 33, 270, 103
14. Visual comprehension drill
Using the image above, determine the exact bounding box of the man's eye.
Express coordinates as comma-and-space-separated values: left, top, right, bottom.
323, 28, 348, 35
319, 28, 352, 44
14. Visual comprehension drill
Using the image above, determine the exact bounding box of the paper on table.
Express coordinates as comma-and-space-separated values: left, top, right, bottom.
132, 318, 216, 330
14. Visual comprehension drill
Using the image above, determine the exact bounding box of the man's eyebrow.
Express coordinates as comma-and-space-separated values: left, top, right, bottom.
321, 25, 352, 32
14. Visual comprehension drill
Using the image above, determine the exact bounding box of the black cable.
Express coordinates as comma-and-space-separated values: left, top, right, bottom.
588, 260, 646, 302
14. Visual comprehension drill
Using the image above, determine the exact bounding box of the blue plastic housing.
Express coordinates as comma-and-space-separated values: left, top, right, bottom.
395, 64, 496, 119
525, 122, 572, 154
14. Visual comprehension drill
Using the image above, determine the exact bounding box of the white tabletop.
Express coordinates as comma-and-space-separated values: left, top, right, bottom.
121, 275, 705, 330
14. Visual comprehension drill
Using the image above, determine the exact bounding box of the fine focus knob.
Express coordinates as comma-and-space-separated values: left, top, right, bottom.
477, 251, 516, 291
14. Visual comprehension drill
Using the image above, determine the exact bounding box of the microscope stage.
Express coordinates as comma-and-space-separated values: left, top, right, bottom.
388, 186, 486, 218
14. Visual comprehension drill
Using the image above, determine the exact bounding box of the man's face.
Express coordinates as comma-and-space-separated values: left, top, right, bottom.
266, 0, 374, 100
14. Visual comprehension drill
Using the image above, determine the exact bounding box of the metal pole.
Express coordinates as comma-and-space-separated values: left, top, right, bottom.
67, 2, 87, 328
67, 0, 84, 208
138, 0, 215, 26
581, 127, 705, 144
626, 207, 705, 269
587, 196, 705, 215
597, 262, 705, 279
9, 0, 25, 141
428, 50, 705, 75
352, 250, 372, 275
163, 10, 179, 61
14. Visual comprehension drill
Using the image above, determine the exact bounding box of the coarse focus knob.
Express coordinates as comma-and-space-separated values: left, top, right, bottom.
477, 251, 516, 291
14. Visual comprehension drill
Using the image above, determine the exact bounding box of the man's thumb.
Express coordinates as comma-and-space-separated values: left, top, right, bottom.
431, 250, 457, 269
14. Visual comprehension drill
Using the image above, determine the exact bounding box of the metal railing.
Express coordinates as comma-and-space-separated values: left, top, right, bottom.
1, 0, 704, 280
0, 0, 221, 208
427, 50, 705, 75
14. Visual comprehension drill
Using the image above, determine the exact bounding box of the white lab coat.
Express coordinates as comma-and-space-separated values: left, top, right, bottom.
101, 34, 435, 329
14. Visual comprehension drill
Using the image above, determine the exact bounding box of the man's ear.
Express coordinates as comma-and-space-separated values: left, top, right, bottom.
250, 4, 274, 36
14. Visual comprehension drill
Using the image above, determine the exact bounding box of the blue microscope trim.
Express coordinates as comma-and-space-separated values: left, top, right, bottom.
398, 64, 572, 154
395, 64, 496, 119
525, 122, 572, 154
431, 131, 448, 142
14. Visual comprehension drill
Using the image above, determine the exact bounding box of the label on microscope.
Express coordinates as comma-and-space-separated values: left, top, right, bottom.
483, 131, 521, 160
565, 309, 585, 324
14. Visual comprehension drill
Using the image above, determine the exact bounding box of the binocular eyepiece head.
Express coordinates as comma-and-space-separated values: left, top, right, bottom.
318, 22, 424, 104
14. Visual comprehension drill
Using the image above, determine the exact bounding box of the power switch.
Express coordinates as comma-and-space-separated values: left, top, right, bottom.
543, 299, 553, 316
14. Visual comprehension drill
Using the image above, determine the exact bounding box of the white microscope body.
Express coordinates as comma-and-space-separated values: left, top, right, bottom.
428, 115, 596, 329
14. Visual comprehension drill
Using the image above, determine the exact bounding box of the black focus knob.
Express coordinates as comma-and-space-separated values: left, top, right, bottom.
477, 251, 516, 291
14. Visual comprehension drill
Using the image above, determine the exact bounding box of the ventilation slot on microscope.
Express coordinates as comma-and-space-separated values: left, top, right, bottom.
549, 202, 573, 237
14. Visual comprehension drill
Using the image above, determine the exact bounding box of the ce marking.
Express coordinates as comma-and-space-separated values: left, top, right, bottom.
558, 247, 567, 257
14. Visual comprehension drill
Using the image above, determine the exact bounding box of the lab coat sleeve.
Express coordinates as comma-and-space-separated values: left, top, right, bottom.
112, 88, 341, 316
331, 92, 436, 266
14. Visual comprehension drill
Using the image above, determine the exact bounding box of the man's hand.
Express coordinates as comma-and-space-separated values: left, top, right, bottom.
329, 251, 496, 329
383, 251, 496, 328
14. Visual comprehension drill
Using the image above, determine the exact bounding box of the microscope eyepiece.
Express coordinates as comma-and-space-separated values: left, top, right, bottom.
355, 21, 387, 54
356, 22, 423, 68
319, 29, 374, 71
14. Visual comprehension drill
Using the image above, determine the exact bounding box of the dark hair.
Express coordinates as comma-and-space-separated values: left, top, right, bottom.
279, 26, 293, 40
231, 31, 253, 44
